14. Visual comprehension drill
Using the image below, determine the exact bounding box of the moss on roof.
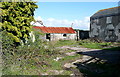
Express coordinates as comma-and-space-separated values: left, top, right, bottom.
91, 6, 120, 19
97, 6, 120, 13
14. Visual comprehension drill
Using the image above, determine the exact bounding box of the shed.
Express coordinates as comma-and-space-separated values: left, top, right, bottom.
33, 26, 76, 41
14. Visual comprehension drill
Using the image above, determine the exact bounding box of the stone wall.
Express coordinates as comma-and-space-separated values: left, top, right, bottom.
90, 15, 120, 42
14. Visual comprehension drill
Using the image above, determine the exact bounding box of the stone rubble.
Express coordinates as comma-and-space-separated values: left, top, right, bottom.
64, 63, 77, 69
48, 70, 64, 75
65, 52, 76, 56
53, 57, 63, 61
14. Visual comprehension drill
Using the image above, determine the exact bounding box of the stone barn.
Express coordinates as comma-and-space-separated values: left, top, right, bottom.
90, 6, 120, 42
33, 26, 76, 41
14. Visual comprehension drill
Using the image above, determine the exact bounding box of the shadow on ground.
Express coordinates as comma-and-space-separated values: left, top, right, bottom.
74, 47, 120, 77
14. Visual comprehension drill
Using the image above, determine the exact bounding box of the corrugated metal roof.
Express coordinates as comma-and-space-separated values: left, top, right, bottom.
33, 26, 76, 34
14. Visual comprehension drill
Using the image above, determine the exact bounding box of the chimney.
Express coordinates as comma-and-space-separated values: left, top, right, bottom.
71, 23, 73, 27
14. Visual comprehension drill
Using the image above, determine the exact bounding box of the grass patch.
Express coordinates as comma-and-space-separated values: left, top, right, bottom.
77, 39, 120, 50
78, 40, 112, 49
61, 49, 76, 53
55, 40, 78, 47
55, 39, 120, 50
61, 54, 80, 63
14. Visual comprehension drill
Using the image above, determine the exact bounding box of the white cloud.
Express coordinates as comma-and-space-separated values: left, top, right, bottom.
35, 16, 43, 21
33, 16, 90, 30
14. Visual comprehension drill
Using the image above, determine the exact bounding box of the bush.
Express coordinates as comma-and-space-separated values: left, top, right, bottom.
1, 30, 60, 75
1, 31, 16, 49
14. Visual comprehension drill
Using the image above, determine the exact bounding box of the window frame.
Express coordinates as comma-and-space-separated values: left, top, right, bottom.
108, 29, 114, 35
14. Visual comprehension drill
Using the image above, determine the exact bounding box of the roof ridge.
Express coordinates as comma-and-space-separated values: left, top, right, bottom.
96, 6, 120, 13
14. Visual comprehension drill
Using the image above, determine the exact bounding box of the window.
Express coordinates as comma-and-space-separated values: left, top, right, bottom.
119, 29, 120, 33
106, 17, 112, 24
108, 29, 114, 35
63, 34, 67, 37
93, 19, 99, 25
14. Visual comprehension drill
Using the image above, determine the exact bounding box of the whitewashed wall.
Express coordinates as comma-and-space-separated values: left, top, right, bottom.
50, 33, 76, 41
30, 31, 77, 42
48, 33, 76, 41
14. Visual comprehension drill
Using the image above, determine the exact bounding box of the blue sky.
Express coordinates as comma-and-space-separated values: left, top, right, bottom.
33, 2, 118, 30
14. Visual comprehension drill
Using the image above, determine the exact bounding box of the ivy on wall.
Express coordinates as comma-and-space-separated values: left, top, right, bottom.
1, 0, 38, 44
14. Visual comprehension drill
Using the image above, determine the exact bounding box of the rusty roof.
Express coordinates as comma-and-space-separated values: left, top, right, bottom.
33, 26, 76, 34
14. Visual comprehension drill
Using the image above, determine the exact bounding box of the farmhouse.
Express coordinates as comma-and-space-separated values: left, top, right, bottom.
90, 6, 120, 42
33, 26, 76, 41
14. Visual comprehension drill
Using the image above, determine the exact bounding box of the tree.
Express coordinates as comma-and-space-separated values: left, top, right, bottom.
1, 0, 38, 45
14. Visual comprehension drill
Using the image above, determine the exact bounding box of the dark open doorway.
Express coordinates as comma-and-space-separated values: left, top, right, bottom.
46, 33, 50, 41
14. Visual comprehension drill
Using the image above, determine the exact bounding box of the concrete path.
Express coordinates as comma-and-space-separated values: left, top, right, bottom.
42, 46, 120, 76
58, 46, 120, 63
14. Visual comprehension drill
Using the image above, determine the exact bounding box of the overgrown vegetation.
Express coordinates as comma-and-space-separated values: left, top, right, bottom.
2, 36, 120, 75
1, 31, 79, 75
2, 32, 59, 75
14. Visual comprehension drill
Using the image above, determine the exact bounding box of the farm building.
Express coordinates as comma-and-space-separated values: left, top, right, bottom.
33, 26, 76, 41
90, 6, 120, 42
75, 29, 89, 40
